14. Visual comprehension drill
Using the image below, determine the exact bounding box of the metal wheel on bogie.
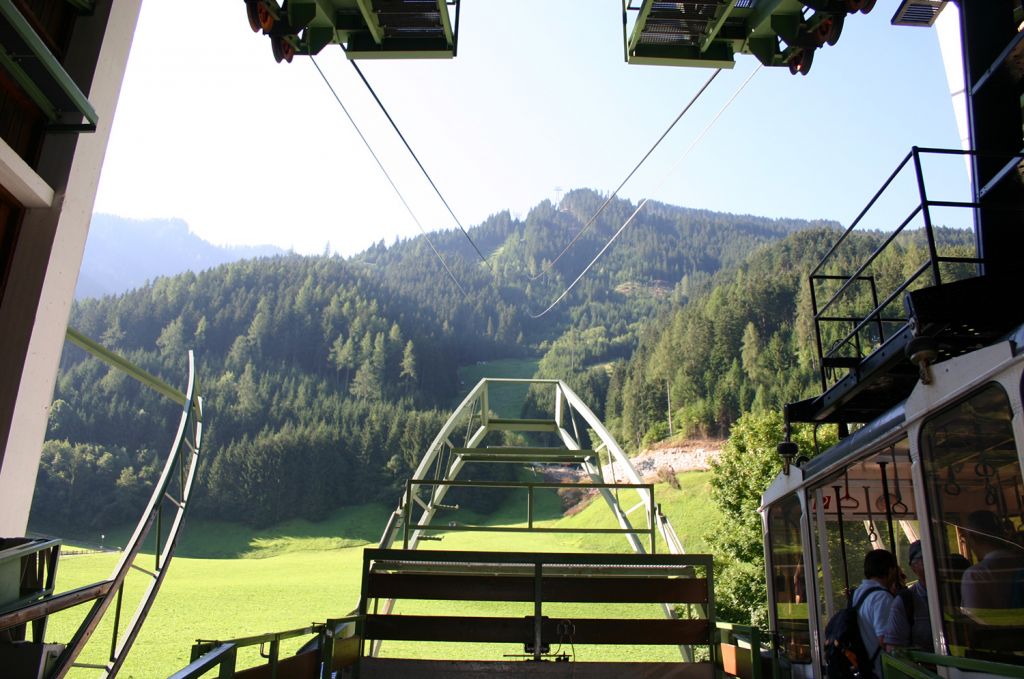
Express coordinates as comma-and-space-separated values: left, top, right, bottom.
788, 48, 813, 76
257, 1, 275, 32
827, 14, 844, 46
271, 35, 295, 63
245, 0, 261, 32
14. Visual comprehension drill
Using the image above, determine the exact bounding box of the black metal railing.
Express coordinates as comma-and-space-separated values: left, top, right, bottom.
808, 147, 1022, 391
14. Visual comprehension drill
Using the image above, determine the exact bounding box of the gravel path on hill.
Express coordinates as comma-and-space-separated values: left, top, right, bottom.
607, 439, 724, 480
542, 438, 724, 483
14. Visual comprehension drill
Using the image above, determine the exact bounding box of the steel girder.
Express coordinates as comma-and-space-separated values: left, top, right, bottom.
244, 0, 459, 63
623, 0, 875, 75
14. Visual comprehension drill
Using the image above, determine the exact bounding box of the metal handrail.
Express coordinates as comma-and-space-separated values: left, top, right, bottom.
66, 328, 186, 405
716, 621, 766, 679
813, 203, 926, 325
818, 258, 931, 366
402, 479, 658, 551
171, 616, 363, 679
0, 329, 204, 678
169, 642, 239, 679
901, 650, 1024, 678
805, 146, 1022, 386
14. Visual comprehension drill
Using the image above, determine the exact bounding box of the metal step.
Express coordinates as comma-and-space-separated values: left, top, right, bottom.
454, 447, 595, 464
484, 418, 559, 433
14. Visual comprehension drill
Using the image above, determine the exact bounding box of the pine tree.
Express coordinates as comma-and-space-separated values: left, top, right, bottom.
400, 340, 417, 383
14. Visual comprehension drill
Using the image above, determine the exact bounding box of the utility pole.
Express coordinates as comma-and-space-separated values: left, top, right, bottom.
666, 378, 673, 436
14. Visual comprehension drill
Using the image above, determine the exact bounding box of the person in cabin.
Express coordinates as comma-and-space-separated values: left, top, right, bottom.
855, 549, 898, 677
885, 541, 932, 651
960, 510, 1024, 614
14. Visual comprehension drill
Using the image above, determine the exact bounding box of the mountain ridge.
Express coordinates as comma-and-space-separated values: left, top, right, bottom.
76, 214, 285, 299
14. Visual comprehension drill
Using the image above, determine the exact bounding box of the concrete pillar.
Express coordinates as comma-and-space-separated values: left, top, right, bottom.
0, 1, 142, 536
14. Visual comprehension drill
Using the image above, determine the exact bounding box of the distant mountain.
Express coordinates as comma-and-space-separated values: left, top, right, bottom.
75, 215, 285, 299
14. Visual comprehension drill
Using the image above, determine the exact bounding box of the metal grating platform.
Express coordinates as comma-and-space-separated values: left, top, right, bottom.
373, 0, 448, 39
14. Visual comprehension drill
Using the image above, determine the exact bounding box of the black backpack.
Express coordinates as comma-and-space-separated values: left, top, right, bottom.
823, 585, 886, 679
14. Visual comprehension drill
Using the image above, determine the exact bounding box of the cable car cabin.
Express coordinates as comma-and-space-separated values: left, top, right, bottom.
761, 331, 1024, 676
243, 0, 459, 63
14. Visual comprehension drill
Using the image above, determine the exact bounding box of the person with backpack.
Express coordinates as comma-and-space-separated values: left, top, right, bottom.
824, 549, 898, 679
885, 541, 932, 651
856, 549, 898, 675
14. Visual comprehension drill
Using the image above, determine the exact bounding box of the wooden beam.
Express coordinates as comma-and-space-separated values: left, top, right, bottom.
367, 573, 709, 604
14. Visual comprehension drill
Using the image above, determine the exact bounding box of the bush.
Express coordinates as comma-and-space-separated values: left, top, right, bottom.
656, 465, 681, 490
642, 421, 670, 446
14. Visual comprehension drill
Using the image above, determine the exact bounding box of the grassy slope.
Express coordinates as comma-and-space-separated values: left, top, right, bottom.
48, 471, 719, 676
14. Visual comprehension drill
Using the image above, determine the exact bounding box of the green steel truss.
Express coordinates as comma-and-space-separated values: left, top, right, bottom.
244, 0, 459, 63
372, 378, 695, 659
623, 0, 876, 74
378, 378, 687, 554
0, 330, 203, 678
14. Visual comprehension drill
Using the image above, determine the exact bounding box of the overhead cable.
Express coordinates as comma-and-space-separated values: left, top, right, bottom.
530, 65, 763, 319
309, 56, 468, 296
348, 58, 489, 265
529, 68, 722, 281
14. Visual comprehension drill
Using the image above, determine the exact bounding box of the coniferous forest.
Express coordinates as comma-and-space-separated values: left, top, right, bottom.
34, 187, 970, 540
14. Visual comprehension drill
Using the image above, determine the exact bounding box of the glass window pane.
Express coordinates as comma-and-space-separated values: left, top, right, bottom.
809, 440, 917, 623
769, 494, 812, 663
920, 383, 1024, 662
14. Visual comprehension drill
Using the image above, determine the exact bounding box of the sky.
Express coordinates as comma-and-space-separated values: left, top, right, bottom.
92, 1, 967, 257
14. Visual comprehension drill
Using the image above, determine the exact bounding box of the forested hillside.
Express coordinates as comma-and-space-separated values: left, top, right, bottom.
33, 189, 840, 532
602, 225, 976, 449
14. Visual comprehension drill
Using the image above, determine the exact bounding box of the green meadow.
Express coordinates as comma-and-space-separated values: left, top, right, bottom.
46, 471, 719, 677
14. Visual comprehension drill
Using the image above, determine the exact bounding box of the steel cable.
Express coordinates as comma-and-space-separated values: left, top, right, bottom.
529, 68, 722, 281
309, 56, 468, 296
348, 58, 490, 265
529, 65, 762, 319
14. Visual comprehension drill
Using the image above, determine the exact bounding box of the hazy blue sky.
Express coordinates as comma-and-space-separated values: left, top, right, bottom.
92, 1, 965, 256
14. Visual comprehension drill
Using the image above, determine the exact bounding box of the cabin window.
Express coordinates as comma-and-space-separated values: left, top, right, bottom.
808, 440, 917, 624
768, 493, 812, 663
920, 383, 1024, 661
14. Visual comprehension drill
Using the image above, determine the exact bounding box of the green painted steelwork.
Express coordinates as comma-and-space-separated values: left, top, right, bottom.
380, 378, 672, 558
623, 0, 858, 72
172, 376, 720, 675
881, 653, 941, 679
896, 650, 1024, 679
454, 446, 595, 464
248, 0, 459, 61
1, 342, 203, 678
172, 617, 362, 679
369, 378, 699, 661
0, 0, 97, 129
66, 328, 186, 405
402, 479, 658, 552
